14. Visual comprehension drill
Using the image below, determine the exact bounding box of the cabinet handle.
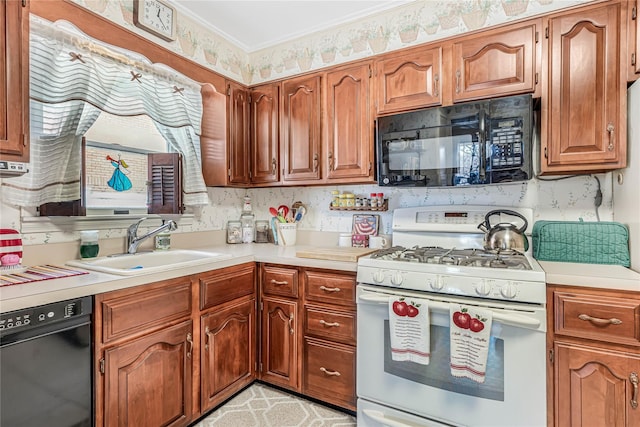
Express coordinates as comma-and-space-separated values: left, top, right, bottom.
319, 285, 341, 293
288, 313, 294, 335
271, 158, 277, 175
328, 151, 334, 171
607, 123, 615, 151
319, 320, 340, 328
204, 326, 210, 350
631, 372, 639, 409
270, 279, 289, 286
578, 313, 622, 326
186, 332, 193, 359
313, 153, 319, 172
433, 74, 439, 97
320, 367, 341, 377
455, 70, 461, 94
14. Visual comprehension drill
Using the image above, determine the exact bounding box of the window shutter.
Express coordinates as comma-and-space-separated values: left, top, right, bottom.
148, 153, 182, 214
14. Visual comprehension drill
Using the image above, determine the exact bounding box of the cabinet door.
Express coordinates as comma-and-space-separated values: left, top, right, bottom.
324, 63, 373, 182
1, 0, 29, 162
543, 4, 626, 173
228, 81, 250, 185
555, 342, 640, 427
103, 321, 194, 427
201, 299, 255, 412
250, 83, 280, 184
630, 0, 639, 80
452, 21, 539, 102
375, 47, 442, 114
281, 75, 322, 182
260, 297, 298, 390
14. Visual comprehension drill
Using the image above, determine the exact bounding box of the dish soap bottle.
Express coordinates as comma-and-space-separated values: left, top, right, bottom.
79, 230, 99, 258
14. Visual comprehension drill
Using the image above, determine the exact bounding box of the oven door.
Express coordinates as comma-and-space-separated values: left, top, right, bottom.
356, 285, 546, 427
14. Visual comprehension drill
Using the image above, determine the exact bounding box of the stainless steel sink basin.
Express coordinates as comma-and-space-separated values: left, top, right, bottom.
67, 249, 233, 276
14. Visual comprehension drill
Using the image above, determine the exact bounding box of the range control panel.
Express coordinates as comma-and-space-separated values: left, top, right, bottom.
0, 297, 91, 336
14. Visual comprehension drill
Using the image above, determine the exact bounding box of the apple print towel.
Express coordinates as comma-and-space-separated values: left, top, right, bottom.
449, 304, 493, 383
389, 297, 430, 364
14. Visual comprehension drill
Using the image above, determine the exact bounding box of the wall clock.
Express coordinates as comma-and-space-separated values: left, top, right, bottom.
133, 0, 177, 42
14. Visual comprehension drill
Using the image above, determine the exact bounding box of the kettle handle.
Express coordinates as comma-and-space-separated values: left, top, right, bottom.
484, 209, 528, 233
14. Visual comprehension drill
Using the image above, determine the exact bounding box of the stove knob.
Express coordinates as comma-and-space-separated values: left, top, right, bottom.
372, 270, 385, 284
430, 277, 444, 291
475, 280, 491, 296
500, 282, 518, 299
390, 272, 404, 286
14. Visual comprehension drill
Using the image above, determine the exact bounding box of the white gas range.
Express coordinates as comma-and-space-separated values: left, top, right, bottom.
356, 206, 547, 427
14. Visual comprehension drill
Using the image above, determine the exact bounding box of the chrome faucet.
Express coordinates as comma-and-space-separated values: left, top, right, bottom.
126, 217, 178, 254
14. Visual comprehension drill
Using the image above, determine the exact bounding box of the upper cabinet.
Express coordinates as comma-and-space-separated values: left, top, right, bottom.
281, 75, 322, 183
629, 0, 639, 81
452, 20, 541, 102
1, 0, 29, 163
374, 46, 443, 115
541, 3, 627, 174
250, 83, 280, 185
323, 63, 374, 183
227, 81, 251, 185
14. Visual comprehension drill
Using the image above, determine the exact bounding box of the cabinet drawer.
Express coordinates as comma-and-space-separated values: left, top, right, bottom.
304, 270, 355, 307
304, 306, 355, 344
262, 265, 298, 298
303, 337, 355, 410
99, 277, 192, 344
200, 263, 255, 310
555, 292, 640, 346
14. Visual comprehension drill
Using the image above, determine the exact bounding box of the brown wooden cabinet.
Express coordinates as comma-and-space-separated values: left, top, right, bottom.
323, 63, 374, 183
452, 20, 540, 102
541, 3, 627, 174
227, 81, 251, 185
280, 74, 322, 183
250, 83, 280, 185
259, 264, 300, 390
374, 46, 443, 115
629, 0, 639, 81
95, 277, 195, 427
1, 0, 29, 163
199, 263, 256, 412
302, 268, 357, 411
548, 285, 640, 426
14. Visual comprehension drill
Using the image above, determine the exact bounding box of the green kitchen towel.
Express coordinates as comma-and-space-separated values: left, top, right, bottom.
532, 220, 630, 267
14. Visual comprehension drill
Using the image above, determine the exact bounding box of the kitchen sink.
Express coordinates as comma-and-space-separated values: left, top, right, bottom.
67, 249, 233, 276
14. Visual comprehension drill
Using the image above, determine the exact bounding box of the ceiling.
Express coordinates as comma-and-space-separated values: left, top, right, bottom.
172, 0, 414, 52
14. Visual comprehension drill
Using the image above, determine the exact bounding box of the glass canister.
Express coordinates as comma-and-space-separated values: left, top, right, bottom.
255, 220, 270, 243
227, 220, 242, 244
241, 213, 255, 243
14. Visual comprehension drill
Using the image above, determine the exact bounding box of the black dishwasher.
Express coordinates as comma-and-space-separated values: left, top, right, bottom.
0, 296, 93, 427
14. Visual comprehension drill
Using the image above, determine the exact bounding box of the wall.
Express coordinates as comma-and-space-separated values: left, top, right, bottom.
0, 0, 616, 250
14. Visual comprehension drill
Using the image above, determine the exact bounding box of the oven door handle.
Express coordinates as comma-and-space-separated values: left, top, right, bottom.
362, 409, 424, 427
358, 294, 541, 329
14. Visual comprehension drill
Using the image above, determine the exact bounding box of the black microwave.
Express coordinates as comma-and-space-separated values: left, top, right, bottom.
376, 94, 535, 187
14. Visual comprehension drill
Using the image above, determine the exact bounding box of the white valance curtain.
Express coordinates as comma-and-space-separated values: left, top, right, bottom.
4, 16, 208, 208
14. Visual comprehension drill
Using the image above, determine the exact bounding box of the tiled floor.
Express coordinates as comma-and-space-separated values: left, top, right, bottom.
192, 383, 356, 427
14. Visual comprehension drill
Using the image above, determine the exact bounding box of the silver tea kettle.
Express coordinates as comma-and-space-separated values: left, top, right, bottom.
477, 209, 528, 253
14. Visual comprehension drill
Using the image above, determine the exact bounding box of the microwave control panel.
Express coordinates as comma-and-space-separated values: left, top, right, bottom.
489, 117, 523, 170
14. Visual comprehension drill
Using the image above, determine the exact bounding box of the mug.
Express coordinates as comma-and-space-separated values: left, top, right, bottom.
369, 235, 391, 249
338, 233, 352, 247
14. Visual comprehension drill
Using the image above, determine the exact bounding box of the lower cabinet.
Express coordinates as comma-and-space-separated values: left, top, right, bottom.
260, 296, 299, 389
548, 285, 640, 426
103, 321, 194, 427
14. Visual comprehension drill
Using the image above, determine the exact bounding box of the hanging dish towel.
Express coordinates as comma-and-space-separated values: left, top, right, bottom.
389, 296, 430, 364
449, 304, 493, 383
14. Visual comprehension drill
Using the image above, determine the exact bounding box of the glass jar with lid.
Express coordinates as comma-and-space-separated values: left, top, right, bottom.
227, 220, 242, 244
240, 213, 255, 243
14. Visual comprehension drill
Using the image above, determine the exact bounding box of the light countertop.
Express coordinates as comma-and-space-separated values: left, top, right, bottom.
1, 244, 639, 313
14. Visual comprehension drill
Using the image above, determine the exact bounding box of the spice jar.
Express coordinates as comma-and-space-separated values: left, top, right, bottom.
345, 193, 356, 208
338, 193, 347, 207
370, 193, 378, 208
331, 190, 340, 207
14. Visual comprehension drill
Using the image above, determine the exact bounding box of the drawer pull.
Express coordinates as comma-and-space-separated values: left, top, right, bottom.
631, 372, 638, 409
319, 285, 341, 293
319, 320, 340, 328
320, 367, 341, 377
186, 332, 193, 359
271, 279, 289, 286
289, 313, 294, 335
578, 313, 622, 326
